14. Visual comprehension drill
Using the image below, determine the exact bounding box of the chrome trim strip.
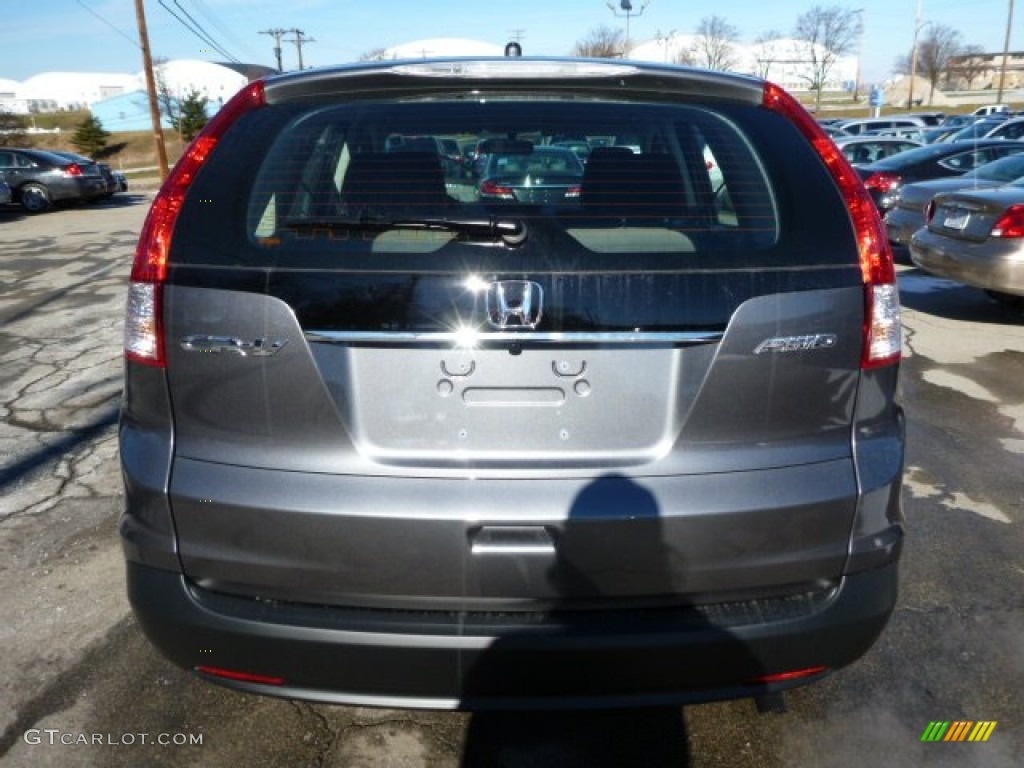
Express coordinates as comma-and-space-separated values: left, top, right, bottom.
304, 330, 723, 345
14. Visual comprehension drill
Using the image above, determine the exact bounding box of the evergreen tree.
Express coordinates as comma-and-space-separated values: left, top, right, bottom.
178, 89, 209, 142
68, 114, 110, 157
69, 114, 110, 157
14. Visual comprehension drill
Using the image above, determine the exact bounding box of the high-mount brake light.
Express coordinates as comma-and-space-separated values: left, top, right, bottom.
125, 81, 266, 367
761, 82, 900, 369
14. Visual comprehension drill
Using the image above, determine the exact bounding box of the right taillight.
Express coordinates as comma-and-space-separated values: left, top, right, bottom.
990, 204, 1024, 237
761, 82, 901, 370
125, 81, 266, 368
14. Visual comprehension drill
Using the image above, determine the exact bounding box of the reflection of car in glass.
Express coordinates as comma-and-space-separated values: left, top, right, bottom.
910, 182, 1024, 308
120, 57, 904, 711
478, 144, 584, 204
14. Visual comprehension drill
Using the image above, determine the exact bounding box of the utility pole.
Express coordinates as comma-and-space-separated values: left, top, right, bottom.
133, 0, 169, 181
997, 0, 1015, 103
286, 29, 315, 71
509, 28, 526, 44
260, 28, 288, 73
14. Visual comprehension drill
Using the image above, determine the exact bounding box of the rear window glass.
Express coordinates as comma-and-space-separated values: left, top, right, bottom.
245, 100, 779, 260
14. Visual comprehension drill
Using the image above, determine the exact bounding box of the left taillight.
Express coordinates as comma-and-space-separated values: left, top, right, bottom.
761, 82, 901, 370
125, 81, 266, 367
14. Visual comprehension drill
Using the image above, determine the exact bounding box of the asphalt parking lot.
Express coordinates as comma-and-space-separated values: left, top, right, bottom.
0, 195, 1021, 767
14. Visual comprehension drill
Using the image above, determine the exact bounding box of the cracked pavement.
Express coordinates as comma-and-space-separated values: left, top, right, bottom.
0, 204, 1020, 767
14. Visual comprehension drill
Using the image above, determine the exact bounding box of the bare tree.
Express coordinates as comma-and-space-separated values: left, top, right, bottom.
572, 25, 625, 58
153, 58, 181, 139
793, 6, 860, 112
751, 30, 785, 79
947, 44, 988, 90
690, 16, 741, 71
917, 25, 962, 102
359, 48, 391, 62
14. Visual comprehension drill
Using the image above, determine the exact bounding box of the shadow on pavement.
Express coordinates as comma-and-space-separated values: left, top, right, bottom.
898, 267, 1023, 325
461, 708, 689, 767
0, 404, 119, 494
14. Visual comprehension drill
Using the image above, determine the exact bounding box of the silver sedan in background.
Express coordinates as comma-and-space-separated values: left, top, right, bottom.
910, 183, 1024, 308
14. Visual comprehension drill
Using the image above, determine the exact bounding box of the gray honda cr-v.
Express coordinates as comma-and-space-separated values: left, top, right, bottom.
120, 57, 904, 710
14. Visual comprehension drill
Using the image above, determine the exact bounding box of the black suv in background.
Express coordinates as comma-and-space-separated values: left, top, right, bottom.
120, 58, 904, 710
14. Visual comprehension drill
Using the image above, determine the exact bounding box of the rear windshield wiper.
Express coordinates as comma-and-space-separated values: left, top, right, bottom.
282, 215, 528, 246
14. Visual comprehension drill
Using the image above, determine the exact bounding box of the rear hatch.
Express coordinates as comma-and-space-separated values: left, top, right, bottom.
154, 64, 883, 611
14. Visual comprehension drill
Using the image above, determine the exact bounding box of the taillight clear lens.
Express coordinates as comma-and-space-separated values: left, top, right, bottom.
864, 283, 902, 368
991, 204, 1024, 237
124, 282, 163, 365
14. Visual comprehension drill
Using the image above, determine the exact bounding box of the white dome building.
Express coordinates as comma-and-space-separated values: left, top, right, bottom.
376, 38, 505, 60
0, 77, 28, 114
17, 71, 140, 111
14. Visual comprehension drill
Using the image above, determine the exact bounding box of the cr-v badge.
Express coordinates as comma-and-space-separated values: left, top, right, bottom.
180, 335, 288, 356
486, 280, 543, 329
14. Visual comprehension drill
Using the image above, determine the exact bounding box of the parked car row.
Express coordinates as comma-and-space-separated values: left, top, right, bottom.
847, 136, 1024, 308
0, 147, 127, 213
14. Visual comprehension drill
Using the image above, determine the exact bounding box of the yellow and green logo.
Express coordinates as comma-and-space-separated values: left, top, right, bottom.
921, 721, 998, 742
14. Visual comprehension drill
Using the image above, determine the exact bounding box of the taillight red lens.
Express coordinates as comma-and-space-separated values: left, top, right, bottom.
924, 200, 936, 223
863, 171, 902, 194
64, 162, 83, 177
480, 179, 515, 199
126, 81, 266, 367
761, 82, 900, 369
990, 204, 1024, 237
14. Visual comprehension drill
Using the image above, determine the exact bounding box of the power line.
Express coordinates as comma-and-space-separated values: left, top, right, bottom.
75, 0, 141, 49
157, 0, 240, 63
171, 0, 240, 62
188, 0, 259, 60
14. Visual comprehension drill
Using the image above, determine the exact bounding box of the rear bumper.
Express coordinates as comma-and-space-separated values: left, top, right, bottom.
910, 230, 1024, 295
127, 558, 899, 710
